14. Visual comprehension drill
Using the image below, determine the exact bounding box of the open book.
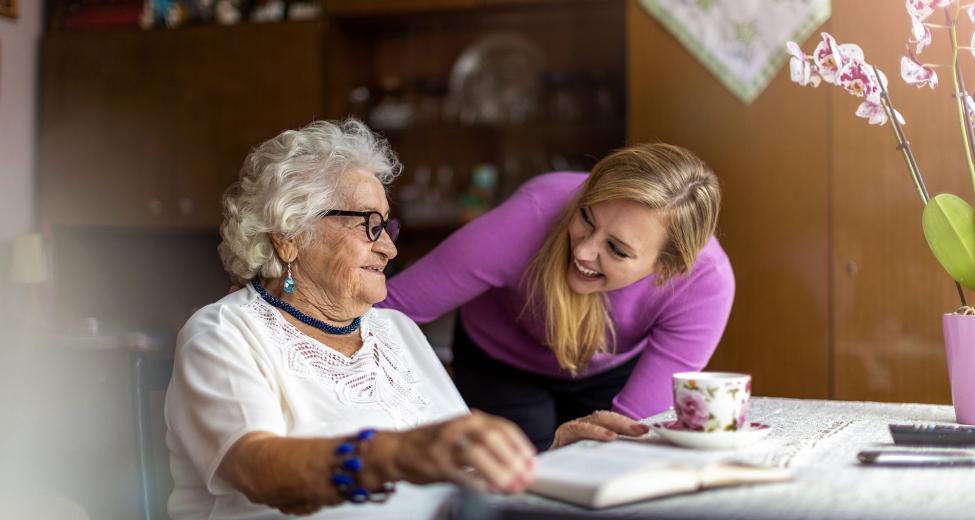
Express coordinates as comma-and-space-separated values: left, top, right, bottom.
529, 440, 791, 509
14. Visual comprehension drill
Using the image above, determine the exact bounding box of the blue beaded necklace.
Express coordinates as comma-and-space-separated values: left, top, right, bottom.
251, 277, 361, 336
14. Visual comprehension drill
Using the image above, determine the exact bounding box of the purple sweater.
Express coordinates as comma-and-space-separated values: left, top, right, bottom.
379, 173, 735, 419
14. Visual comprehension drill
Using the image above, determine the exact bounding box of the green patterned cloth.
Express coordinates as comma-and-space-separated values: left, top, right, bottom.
639, 0, 831, 104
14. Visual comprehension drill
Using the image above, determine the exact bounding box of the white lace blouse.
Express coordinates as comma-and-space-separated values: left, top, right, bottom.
164, 285, 469, 520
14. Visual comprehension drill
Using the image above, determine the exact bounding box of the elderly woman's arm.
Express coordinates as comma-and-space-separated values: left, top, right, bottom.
218, 411, 536, 516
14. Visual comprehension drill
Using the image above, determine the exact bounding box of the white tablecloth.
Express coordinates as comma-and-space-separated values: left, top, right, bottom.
475, 397, 972, 520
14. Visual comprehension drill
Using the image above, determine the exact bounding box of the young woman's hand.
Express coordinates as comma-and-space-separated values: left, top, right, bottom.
550, 410, 650, 449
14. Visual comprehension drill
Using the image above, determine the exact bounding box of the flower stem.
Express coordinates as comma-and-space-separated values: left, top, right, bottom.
947, 6, 975, 197
874, 70, 929, 204
873, 65, 968, 307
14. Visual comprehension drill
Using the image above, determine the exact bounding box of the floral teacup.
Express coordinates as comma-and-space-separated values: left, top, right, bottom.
672, 372, 751, 432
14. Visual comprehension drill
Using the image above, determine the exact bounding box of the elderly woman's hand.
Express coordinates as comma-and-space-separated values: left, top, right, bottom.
550, 410, 650, 450
217, 412, 536, 516
390, 410, 536, 493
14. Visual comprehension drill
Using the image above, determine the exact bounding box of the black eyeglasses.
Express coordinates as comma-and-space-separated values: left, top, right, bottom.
319, 210, 400, 242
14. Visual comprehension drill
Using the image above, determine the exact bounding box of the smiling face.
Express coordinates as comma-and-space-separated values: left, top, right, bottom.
565, 199, 668, 294
296, 168, 397, 317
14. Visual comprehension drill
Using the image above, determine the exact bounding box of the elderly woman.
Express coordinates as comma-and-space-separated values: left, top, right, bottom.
164, 119, 647, 519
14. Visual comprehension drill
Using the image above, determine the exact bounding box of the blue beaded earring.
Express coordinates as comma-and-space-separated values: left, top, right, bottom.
283, 262, 296, 293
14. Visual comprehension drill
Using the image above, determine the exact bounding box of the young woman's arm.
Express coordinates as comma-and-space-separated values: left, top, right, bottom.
612, 255, 736, 419
379, 174, 579, 323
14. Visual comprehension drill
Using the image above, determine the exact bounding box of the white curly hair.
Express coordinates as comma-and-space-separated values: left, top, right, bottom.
218, 119, 402, 285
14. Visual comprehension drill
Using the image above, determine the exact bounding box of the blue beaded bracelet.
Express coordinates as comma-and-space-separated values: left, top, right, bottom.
330, 428, 396, 504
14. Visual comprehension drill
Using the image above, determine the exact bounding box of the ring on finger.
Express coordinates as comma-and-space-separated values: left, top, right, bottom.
454, 435, 471, 451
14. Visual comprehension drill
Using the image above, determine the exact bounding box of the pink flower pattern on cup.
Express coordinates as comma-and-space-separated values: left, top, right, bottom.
675, 389, 710, 431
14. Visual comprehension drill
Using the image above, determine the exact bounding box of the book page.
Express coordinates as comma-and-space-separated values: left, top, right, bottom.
699, 463, 792, 488
535, 440, 724, 484
530, 440, 789, 508
530, 441, 718, 507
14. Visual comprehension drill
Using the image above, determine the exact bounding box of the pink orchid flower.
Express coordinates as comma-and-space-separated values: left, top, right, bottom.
856, 101, 905, 126
907, 0, 955, 23
813, 33, 864, 85
787, 32, 907, 128
838, 58, 883, 103
786, 41, 822, 87
910, 17, 933, 54
901, 52, 939, 88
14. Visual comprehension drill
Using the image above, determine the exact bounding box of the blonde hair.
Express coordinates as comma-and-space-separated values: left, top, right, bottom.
219, 119, 401, 285
522, 143, 721, 375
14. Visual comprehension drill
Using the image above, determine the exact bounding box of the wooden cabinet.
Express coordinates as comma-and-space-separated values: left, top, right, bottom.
322, 0, 578, 16
37, 21, 326, 229
36, 0, 622, 253
324, 0, 626, 268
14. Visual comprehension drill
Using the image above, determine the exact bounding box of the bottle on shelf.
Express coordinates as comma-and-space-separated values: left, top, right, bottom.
460, 163, 498, 223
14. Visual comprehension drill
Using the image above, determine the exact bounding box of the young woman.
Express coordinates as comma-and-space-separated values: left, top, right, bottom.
379, 143, 735, 450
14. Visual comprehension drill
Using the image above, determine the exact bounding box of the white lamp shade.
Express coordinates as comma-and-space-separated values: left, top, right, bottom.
9, 233, 49, 284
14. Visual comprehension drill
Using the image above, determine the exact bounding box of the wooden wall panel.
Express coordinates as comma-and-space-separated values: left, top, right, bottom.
627, 0, 831, 399
627, 0, 975, 404
830, 1, 970, 404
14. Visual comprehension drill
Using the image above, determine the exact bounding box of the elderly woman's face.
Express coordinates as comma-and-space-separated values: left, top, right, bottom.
301, 169, 397, 312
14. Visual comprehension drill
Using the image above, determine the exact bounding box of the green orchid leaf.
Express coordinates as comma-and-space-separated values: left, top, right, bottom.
922, 193, 975, 290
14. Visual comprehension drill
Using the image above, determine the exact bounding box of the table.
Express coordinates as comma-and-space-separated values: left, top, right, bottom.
472, 397, 975, 520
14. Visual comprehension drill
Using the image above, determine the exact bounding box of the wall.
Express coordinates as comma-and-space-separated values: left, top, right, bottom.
0, 1, 42, 324
0, 3, 41, 237
628, 0, 969, 404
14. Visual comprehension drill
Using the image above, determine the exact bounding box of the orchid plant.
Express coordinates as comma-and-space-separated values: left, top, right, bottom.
788, 0, 975, 310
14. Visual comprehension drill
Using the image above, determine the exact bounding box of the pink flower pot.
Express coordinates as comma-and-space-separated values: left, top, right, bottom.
943, 313, 975, 424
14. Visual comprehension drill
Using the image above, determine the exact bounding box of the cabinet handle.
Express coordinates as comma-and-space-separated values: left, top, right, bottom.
178, 197, 194, 215
148, 199, 163, 216
846, 261, 859, 277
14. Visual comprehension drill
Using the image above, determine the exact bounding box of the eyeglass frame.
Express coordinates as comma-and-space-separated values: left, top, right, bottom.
318, 210, 400, 242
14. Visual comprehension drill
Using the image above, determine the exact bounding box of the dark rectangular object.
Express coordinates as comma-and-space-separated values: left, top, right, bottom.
889, 423, 975, 446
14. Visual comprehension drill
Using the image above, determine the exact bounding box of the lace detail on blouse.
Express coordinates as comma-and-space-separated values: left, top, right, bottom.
243, 298, 431, 428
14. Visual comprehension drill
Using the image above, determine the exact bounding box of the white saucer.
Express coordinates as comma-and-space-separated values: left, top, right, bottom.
649, 420, 772, 450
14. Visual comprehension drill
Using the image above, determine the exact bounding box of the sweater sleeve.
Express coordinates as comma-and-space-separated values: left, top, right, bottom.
611, 257, 736, 420
379, 181, 549, 324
